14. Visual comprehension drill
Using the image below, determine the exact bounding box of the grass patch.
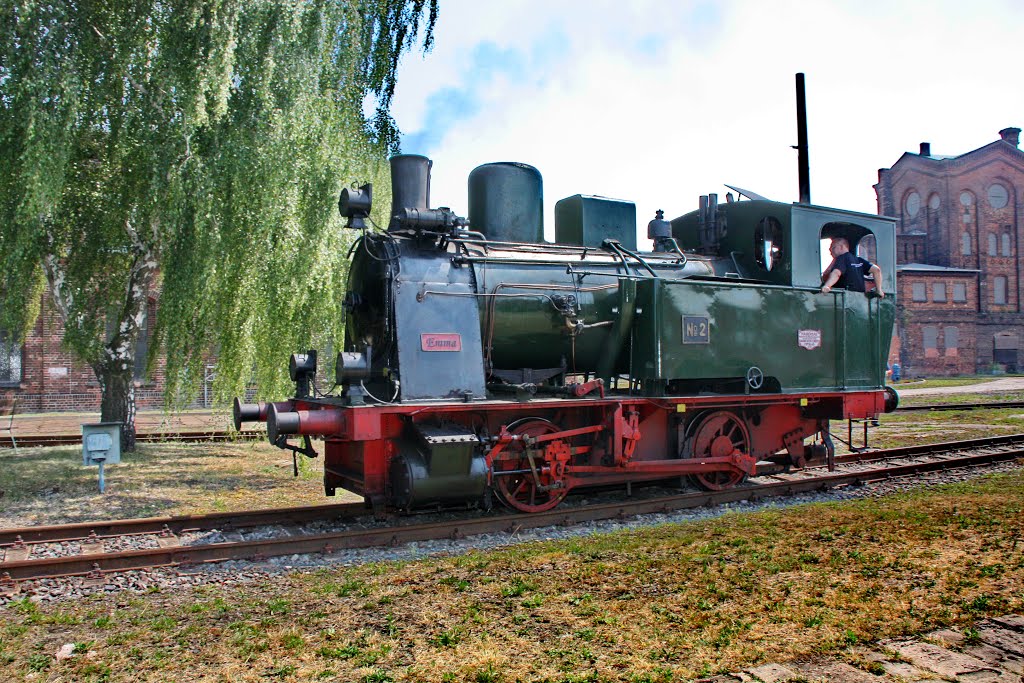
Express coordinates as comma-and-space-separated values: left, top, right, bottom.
0, 441, 358, 527
890, 376, 1002, 389
2, 470, 1023, 681
864, 402, 1024, 450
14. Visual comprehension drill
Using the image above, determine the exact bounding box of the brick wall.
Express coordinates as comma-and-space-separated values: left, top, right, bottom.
0, 293, 197, 413
896, 272, 979, 376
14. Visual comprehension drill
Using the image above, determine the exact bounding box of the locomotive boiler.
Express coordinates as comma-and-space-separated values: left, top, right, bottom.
236, 154, 898, 513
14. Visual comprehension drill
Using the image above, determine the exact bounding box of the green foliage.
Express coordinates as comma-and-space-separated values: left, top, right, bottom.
0, 0, 438, 411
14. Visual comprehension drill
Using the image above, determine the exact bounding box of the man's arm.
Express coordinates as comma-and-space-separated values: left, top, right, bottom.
869, 264, 884, 297
820, 268, 841, 294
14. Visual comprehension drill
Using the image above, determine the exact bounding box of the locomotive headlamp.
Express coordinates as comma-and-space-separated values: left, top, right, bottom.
339, 183, 373, 229
289, 350, 317, 398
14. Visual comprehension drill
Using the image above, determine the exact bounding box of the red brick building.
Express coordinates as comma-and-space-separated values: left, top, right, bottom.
0, 295, 178, 413
875, 127, 1024, 376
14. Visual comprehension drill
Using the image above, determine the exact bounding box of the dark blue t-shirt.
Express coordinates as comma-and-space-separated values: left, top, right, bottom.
827, 252, 873, 292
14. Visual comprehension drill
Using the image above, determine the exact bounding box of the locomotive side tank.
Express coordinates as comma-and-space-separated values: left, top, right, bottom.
237, 154, 898, 513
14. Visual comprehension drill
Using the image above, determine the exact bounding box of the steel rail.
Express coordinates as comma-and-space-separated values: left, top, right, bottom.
828, 432, 1024, 462
0, 429, 264, 449
2, 442, 1022, 584
0, 501, 368, 547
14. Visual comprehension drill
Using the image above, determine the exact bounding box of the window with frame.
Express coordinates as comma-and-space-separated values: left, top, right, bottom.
856, 233, 877, 262
961, 233, 971, 256
989, 233, 998, 256
952, 283, 967, 302
944, 326, 959, 355
932, 283, 946, 302
912, 282, 927, 302
994, 276, 1008, 305
0, 331, 22, 385
1002, 232, 1012, 257
753, 217, 784, 272
922, 326, 939, 357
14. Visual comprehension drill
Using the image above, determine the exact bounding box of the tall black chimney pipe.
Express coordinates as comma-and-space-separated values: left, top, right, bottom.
795, 73, 811, 204
388, 154, 432, 229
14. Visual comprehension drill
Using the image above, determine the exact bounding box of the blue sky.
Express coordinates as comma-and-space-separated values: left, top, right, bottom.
390, 0, 1024, 245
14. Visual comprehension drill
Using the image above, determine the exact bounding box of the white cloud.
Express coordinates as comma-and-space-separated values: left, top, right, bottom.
391, 0, 1024, 244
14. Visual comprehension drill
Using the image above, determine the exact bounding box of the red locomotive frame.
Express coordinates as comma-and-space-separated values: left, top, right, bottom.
242, 387, 885, 513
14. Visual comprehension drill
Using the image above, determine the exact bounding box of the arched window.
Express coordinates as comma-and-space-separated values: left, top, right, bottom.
904, 191, 921, 219
961, 191, 975, 226
1002, 233, 1012, 257
989, 233, 998, 256
961, 233, 971, 256
753, 217, 783, 272
856, 234, 877, 262
0, 329, 21, 385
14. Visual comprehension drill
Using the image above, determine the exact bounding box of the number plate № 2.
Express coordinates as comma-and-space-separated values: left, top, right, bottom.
421, 333, 463, 352
682, 316, 710, 344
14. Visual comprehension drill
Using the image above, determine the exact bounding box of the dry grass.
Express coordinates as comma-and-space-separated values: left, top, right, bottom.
890, 377, 1001, 390
898, 390, 1024, 407
868, 409, 1024, 450
1, 471, 1023, 682
0, 440, 356, 528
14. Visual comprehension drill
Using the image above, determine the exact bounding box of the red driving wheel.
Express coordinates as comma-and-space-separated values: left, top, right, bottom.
492, 418, 570, 513
687, 411, 750, 491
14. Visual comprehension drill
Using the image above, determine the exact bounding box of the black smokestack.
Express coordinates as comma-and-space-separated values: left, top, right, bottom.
795, 73, 810, 204
389, 155, 432, 229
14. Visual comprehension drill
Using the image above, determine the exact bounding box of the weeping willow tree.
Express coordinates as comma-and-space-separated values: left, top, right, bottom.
0, 1, 437, 449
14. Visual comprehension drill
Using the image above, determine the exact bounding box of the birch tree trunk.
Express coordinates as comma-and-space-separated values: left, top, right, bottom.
97, 360, 137, 452
44, 223, 155, 452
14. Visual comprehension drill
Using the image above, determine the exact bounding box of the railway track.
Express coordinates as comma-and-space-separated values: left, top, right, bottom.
2, 433, 1022, 593
3, 399, 1022, 449
0, 429, 263, 448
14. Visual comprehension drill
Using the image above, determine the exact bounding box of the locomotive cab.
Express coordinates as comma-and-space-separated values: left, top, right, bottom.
670, 199, 896, 297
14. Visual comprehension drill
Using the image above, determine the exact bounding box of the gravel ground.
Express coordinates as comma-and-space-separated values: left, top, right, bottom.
4, 458, 1020, 609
